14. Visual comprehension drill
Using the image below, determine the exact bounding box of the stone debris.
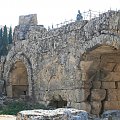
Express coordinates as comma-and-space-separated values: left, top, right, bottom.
101, 110, 120, 119
16, 108, 89, 120
16, 109, 120, 120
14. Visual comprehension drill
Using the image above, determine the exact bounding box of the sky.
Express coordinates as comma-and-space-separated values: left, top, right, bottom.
0, 0, 120, 29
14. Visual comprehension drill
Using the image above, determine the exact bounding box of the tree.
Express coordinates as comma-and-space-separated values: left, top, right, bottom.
8, 26, 12, 44
1, 25, 8, 55
0, 28, 2, 40
0, 28, 3, 56
0, 28, 2, 47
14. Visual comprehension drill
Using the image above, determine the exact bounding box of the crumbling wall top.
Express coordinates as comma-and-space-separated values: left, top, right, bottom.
19, 14, 38, 25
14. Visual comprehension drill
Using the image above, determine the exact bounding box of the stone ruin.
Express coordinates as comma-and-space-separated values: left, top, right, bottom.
19, 14, 37, 25
0, 11, 120, 116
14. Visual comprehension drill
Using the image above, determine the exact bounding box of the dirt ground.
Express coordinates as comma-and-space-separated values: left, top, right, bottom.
0, 115, 16, 120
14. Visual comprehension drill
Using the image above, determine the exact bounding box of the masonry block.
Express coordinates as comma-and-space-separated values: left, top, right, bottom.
67, 90, 76, 102
102, 72, 120, 81
91, 89, 106, 101
103, 101, 120, 110
101, 62, 116, 72
101, 82, 116, 89
117, 82, 120, 88
80, 61, 93, 72
92, 81, 101, 89
81, 81, 92, 89
90, 101, 102, 115
75, 81, 92, 89
107, 89, 120, 101
71, 102, 91, 113
74, 89, 90, 102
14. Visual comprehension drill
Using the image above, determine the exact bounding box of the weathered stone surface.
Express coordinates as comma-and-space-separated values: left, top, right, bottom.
16, 108, 89, 120
66, 90, 76, 102
102, 72, 120, 81
91, 89, 106, 101
117, 82, 120, 88
114, 64, 120, 72
101, 110, 120, 119
92, 81, 101, 89
19, 14, 37, 25
107, 89, 117, 101
71, 102, 91, 113
107, 89, 120, 101
90, 101, 102, 115
16, 109, 120, 120
101, 82, 116, 89
103, 101, 120, 110
80, 61, 100, 82
74, 89, 90, 102
75, 81, 92, 89
80, 61, 93, 72
0, 79, 5, 95
101, 62, 116, 72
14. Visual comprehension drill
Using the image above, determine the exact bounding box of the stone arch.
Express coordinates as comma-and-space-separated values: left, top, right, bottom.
80, 43, 120, 115
48, 94, 67, 109
10, 61, 28, 98
80, 44, 120, 81
79, 34, 120, 55
3, 52, 33, 98
79, 34, 120, 83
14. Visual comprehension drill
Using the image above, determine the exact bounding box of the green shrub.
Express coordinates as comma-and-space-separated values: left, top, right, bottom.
0, 101, 47, 115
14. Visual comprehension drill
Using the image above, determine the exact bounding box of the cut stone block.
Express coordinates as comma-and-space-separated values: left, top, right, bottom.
107, 89, 120, 101
91, 89, 106, 101
117, 82, 120, 88
103, 101, 120, 110
92, 81, 101, 89
90, 101, 102, 115
101, 82, 116, 89
102, 72, 120, 81
73, 102, 91, 113
74, 89, 90, 102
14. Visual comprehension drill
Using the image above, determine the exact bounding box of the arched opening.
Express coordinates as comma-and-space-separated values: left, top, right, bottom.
9, 60, 28, 98
48, 100, 67, 109
81, 45, 120, 115
48, 95, 67, 109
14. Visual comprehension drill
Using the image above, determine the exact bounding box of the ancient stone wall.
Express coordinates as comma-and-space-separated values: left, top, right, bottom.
3, 10, 120, 115
81, 45, 120, 115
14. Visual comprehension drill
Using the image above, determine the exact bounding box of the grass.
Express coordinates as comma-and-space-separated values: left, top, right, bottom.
0, 101, 47, 115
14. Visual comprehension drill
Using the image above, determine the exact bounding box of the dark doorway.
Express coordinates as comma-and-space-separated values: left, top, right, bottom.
48, 97, 67, 109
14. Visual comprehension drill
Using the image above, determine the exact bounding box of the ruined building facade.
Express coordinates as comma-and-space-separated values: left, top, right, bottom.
1, 11, 120, 115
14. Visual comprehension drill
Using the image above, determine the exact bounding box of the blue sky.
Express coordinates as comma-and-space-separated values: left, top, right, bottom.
0, 0, 120, 28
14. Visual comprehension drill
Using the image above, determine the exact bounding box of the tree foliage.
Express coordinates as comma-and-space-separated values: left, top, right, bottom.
0, 25, 13, 56
0, 28, 2, 49
8, 26, 12, 44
